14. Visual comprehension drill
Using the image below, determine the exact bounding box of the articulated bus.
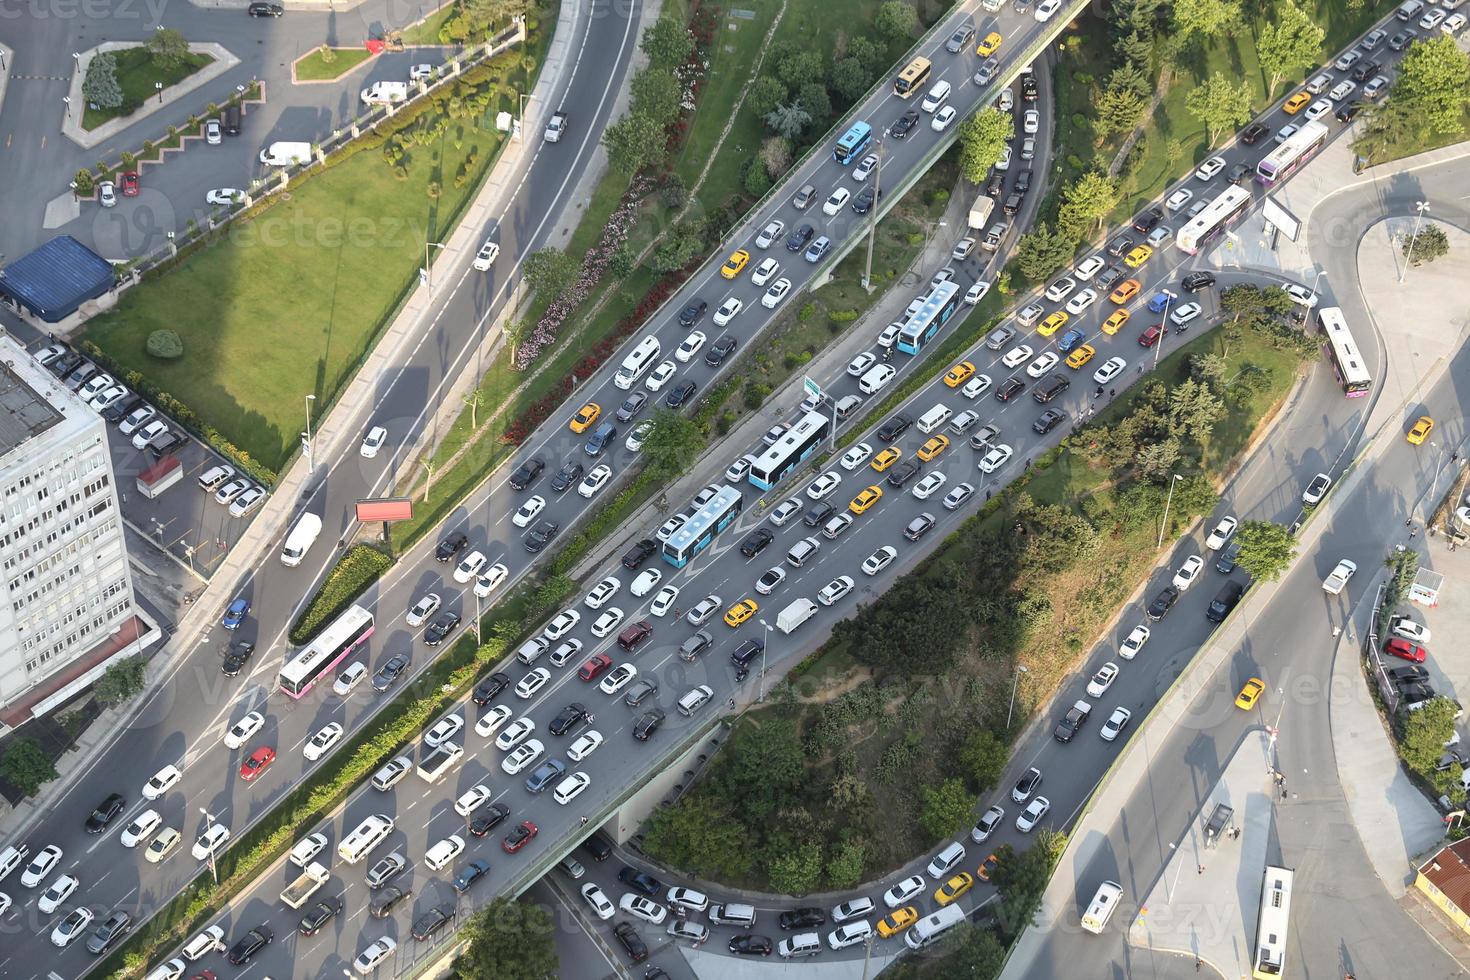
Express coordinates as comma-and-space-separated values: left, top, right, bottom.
278, 604, 375, 698
749, 410, 831, 490
1175, 185, 1253, 255
893, 57, 932, 99
663, 486, 743, 567
897, 281, 962, 355
834, 121, 873, 165
1256, 121, 1328, 187
1316, 306, 1372, 397
1252, 865, 1294, 979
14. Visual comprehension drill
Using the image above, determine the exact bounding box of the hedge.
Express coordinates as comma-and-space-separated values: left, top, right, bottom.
288, 544, 392, 645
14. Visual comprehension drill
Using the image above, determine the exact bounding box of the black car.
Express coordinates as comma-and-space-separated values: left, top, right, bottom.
1214, 540, 1242, 574
877, 413, 912, 442
985, 173, 1005, 198
804, 501, 835, 527
890, 109, 920, 138
1335, 102, 1362, 124
1033, 374, 1070, 403
221, 640, 255, 677
425, 612, 461, 646
1351, 60, 1381, 82
226, 925, 272, 965
454, 859, 492, 892
615, 393, 648, 423
740, 528, 774, 558
1003, 192, 1022, 216
524, 520, 559, 553
102, 396, 142, 423
85, 793, 127, 833
49, 351, 83, 377
1106, 233, 1134, 257
435, 531, 468, 561
581, 831, 614, 862
1021, 75, 1038, 101
1096, 265, 1125, 289
1240, 122, 1270, 145
619, 867, 662, 897
298, 898, 344, 937
550, 461, 584, 492
86, 910, 133, 955
1387, 30, 1414, 51
372, 653, 410, 692
778, 907, 826, 930
632, 708, 665, 741
1226, 162, 1251, 184
995, 377, 1026, 402
508, 457, 545, 490
549, 702, 589, 736
412, 906, 454, 942
468, 804, 511, 838
731, 639, 763, 669
678, 300, 707, 327
1206, 581, 1244, 623
371, 887, 411, 918
247, 1, 284, 14
885, 459, 922, 488
705, 335, 737, 367
1182, 271, 1216, 292
729, 934, 774, 956
622, 538, 658, 569
785, 224, 815, 251
664, 381, 697, 409
1015, 168, 1033, 194
851, 185, 881, 214
1387, 664, 1430, 684
473, 672, 510, 705
1033, 409, 1065, 434
1146, 585, 1181, 621
149, 431, 185, 459
613, 922, 648, 963
1132, 208, 1163, 235
904, 513, 936, 541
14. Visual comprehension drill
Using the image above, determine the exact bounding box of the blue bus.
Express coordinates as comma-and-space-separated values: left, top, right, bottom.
833, 121, 873, 165
748, 411, 831, 490
897, 281, 961, 355
663, 486, 744, 567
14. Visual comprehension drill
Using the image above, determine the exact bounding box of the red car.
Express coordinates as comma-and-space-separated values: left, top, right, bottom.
119, 171, 140, 197
1138, 324, 1167, 348
239, 745, 276, 781
502, 820, 538, 853
1385, 637, 1427, 663
578, 653, 612, 682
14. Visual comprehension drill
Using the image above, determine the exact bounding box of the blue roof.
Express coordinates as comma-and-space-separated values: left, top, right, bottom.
0, 236, 114, 322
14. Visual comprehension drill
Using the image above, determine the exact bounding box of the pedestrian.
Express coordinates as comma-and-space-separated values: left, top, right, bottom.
673, 607, 682, 619
1410, 527, 1419, 539
1109, 388, 1116, 397
1406, 518, 1414, 528
1197, 864, 1205, 875
579, 815, 588, 826
1196, 958, 1202, 972
1332, 625, 1341, 638
728, 696, 736, 708
1280, 781, 1288, 800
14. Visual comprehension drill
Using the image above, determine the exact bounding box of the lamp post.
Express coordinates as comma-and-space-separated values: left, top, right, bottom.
517, 92, 528, 142
924, 218, 948, 263
198, 807, 220, 884
1006, 665, 1029, 729
156, 80, 164, 104
1157, 473, 1184, 549
62, 96, 71, 120
424, 240, 447, 288
757, 619, 772, 703
861, 138, 884, 293
302, 393, 316, 470
1399, 201, 1430, 282
1154, 290, 1173, 373
1308, 268, 1327, 306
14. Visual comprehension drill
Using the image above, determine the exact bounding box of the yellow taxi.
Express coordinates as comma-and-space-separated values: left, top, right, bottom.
1037, 310, 1070, 337
569, 402, 602, 433
1124, 244, 1153, 269
916, 434, 950, 462
723, 598, 758, 628
720, 249, 750, 279
850, 485, 884, 514
1102, 308, 1131, 335
944, 360, 976, 388
935, 872, 974, 906
870, 447, 901, 472
1109, 279, 1141, 305
876, 906, 919, 939
1407, 416, 1434, 445
1283, 91, 1312, 114
1066, 344, 1096, 369
1235, 677, 1265, 710
977, 31, 1003, 57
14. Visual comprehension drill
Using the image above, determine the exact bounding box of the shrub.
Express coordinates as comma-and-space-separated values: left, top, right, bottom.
289, 545, 393, 645
828, 309, 859, 324
145, 330, 184, 359
798, 302, 816, 322
73, 170, 94, 195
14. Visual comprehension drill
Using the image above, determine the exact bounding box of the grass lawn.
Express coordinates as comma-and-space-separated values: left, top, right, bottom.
82, 47, 214, 130
1361, 108, 1470, 166
294, 46, 375, 82
402, 2, 459, 46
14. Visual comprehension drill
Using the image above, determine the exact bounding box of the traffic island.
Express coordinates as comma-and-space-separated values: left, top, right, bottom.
63, 42, 240, 151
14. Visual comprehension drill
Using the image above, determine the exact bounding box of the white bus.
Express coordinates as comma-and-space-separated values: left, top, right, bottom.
1175, 185, 1252, 255
1080, 880, 1123, 934
1256, 121, 1328, 187
905, 903, 965, 949
278, 604, 375, 699
1316, 306, 1372, 397
1252, 865, 1294, 979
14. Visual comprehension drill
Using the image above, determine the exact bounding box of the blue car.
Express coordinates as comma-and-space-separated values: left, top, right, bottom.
1056, 328, 1086, 353
1146, 290, 1176, 314
222, 597, 250, 630
804, 236, 831, 263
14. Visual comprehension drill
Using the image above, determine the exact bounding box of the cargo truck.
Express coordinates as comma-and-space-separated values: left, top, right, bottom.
968, 195, 995, 231
279, 862, 329, 909
416, 741, 464, 784
775, 598, 818, 635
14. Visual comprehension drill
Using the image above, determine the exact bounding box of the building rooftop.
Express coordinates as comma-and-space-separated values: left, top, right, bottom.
0, 355, 64, 459
1418, 838, 1470, 914
0, 236, 114, 323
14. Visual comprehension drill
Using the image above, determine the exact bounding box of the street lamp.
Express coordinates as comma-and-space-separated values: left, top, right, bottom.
1006, 665, 1029, 729
61, 96, 71, 120
156, 80, 164, 104
424, 240, 447, 288
517, 92, 529, 143
757, 619, 772, 703
198, 807, 220, 884
1157, 473, 1184, 549
302, 393, 316, 470
1399, 201, 1431, 283
861, 138, 885, 292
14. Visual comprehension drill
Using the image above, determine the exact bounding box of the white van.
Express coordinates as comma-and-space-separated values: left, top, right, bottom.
1081, 880, 1123, 934
921, 79, 952, 113
614, 336, 661, 389
708, 902, 757, 926
0, 843, 28, 882
917, 403, 953, 434
181, 924, 226, 961
280, 512, 323, 567
423, 834, 465, 871
677, 685, 713, 717
338, 813, 395, 864
360, 81, 410, 105
778, 932, 822, 958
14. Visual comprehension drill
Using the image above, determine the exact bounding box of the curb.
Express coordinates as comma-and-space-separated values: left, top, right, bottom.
64, 43, 242, 151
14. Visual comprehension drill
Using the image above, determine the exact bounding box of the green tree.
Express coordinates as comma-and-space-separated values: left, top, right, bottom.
1015, 221, 1074, 282
466, 0, 529, 33
958, 107, 1014, 183
847, 35, 884, 73
743, 159, 772, 196
989, 835, 1063, 938
957, 729, 1008, 793
798, 81, 832, 121
631, 68, 682, 126
1167, 376, 1225, 443
768, 841, 824, 894
641, 795, 753, 879
920, 777, 977, 840
1256, 1, 1326, 97
1400, 697, 1460, 775
1171, 0, 1241, 43
1389, 34, 1470, 137
830, 57, 872, 103
0, 737, 56, 797
942, 923, 1008, 978
747, 75, 788, 120
1234, 520, 1297, 582
146, 27, 191, 71
602, 110, 667, 174
1135, 436, 1183, 482
94, 656, 146, 705
522, 247, 578, 299
764, 102, 812, 139
82, 52, 123, 110
1057, 171, 1120, 237
1014, 496, 1101, 574
457, 897, 557, 980
639, 15, 694, 70
1404, 223, 1450, 266
875, 0, 919, 42
776, 50, 826, 89
640, 408, 704, 477
1184, 71, 1254, 145
825, 838, 867, 889
716, 715, 806, 820
1094, 79, 1147, 140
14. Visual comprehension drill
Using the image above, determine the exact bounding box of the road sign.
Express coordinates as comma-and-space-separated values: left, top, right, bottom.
804, 376, 824, 401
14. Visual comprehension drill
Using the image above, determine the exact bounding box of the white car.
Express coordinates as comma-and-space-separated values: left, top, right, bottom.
806, 471, 843, 500
118, 405, 156, 435
1421, 7, 1447, 29
355, 938, 397, 975
1065, 288, 1098, 314
978, 444, 1014, 473
626, 420, 654, 452
50, 906, 94, 947
862, 545, 898, 575
830, 922, 874, 950
754, 219, 785, 248
645, 360, 677, 392
1023, 108, 1040, 134
751, 257, 781, 286
578, 464, 613, 498
964, 280, 991, 305
409, 63, 435, 81
1044, 276, 1077, 302
1034, 0, 1063, 20
475, 705, 513, 739
1016, 302, 1046, 327
1205, 516, 1238, 550
453, 550, 487, 584
1165, 188, 1194, 212
630, 568, 665, 598
961, 374, 993, 399
229, 486, 265, 517
1283, 283, 1318, 307
472, 239, 500, 271
650, 585, 679, 617
495, 717, 535, 751
877, 322, 902, 349
598, 663, 637, 695
1086, 662, 1120, 698
1119, 624, 1150, 660
1172, 555, 1205, 591
848, 351, 878, 377
1101, 707, 1132, 742
713, 297, 743, 326
883, 874, 925, 909
132, 419, 169, 451
333, 662, 368, 696
205, 188, 243, 206
512, 495, 546, 528
971, 805, 1005, 843
656, 514, 687, 542
191, 823, 231, 861
762, 277, 793, 309
931, 105, 957, 131
474, 563, 510, 597
142, 764, 182, 801
853, 154, 879, 181
943, 482, 975, 510
372, 756, 411, 790
37, 873, 79, 913
1195, 156, 1226, 182
621, 893, 668, 924
21, 845, 62, 887
770, 497, 802, 526
912, 472, 947, 500
585, 576, 621, 610
422, 714, 464, 748
817, 575, 855, 606
675, 331, 706, 363
840, 443, 873, 471
568, 730, 604, 762
454, 784, 493, 818
582, 882, 616, 920
1093, 356, 1127, 385
859, 363, 896, 394
823, 188, 852, 215
501, 739, 545, 775
1016, 796, 1051, 832
995, 88, 1014, 112
1074, 255, 1106, 281
726, 454, 758, 482
1001, 344, 1033, 368
223, 710, 266, 750
1170, 302, 1202, 326
995, 144, 1011, 171
304, 722, 345, 761
1303, 99, 1333, 122
1026, 352, 1060, 378
359, 425, 388, 458
289, 833, 328, 867
590, 607, 625, 638
543, 609, 581, 641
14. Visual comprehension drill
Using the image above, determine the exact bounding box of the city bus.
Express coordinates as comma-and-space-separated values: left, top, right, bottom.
1256, 121, 1328, 187
1175, 185, 1253, 255
1316, 306, 1372, 397
833, 121, 873, 165
893, 56, 932, 99
663, 486, 743, 567
905, 904, 965, 949
278, 604, 375, 698
749, 410, 831, 490
1252, 865, 1294, 979
897, 280, 961, 355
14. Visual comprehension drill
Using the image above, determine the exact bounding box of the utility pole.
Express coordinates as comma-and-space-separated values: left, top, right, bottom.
1399, 200, 1430, 282
1157, 473, 1184, 548
862, 140, 883, 293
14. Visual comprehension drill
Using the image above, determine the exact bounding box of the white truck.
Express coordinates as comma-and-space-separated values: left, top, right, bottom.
360, 81, 410, 105
1322, 558, 1357, 595
776, 598, 818, 635
279, 862, 330, 909
968, 194, 995, 231
416, 741, 464, 784
544, 110, 568, 143
259, 141, 313, 166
